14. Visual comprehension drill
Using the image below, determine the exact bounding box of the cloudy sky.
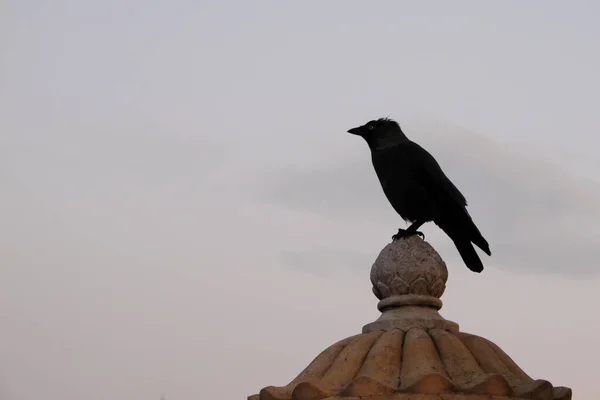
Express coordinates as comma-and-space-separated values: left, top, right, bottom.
1, 1, 599, 399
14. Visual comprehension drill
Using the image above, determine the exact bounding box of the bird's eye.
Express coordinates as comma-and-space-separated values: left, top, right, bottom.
368, 125, 374, 130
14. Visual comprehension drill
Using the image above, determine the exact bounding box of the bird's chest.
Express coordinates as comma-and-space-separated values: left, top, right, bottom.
376, 168, 417, 204
371, 152, 430, 220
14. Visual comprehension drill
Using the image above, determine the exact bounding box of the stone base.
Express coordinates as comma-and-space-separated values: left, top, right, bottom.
363, 304, 459, 333
250, 393, 572, 400
322, 396, 526, 400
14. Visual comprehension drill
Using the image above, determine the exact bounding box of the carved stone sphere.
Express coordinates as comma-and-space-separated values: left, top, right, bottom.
370, 236, 448, 301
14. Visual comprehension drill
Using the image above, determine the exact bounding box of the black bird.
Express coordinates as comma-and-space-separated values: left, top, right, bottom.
347, 117, 491, 273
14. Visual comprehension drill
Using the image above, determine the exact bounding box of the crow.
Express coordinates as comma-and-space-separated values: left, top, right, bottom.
347, 117, 491, 273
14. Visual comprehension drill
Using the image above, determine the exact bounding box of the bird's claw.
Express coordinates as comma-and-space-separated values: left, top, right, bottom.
392, 229, 425, 241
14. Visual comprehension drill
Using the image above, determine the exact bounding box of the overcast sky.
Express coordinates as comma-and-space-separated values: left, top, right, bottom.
1, 1, 599, 399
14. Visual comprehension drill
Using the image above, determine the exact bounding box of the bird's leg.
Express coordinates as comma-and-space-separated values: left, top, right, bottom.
392, 221, 425, 240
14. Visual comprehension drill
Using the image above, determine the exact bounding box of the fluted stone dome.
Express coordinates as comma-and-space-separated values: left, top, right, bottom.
249, 237, 572, 400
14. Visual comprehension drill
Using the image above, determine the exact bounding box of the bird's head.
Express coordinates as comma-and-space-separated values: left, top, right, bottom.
347, 117, 408, 149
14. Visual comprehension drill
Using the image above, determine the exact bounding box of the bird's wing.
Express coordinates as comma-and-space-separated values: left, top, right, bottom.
405, 142, 467, 207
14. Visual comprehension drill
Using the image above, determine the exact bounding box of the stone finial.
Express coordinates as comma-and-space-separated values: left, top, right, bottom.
363, 236, 458, 333
249, 235, 573, 400
248, 236, 572, 400
370, 235, 448, 303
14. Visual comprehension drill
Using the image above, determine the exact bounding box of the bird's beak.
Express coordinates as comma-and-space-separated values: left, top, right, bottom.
347, 126, 362, 135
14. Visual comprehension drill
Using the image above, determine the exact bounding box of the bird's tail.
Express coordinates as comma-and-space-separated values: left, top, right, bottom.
452, 239, 484, 273
447, 206, 491, 255
436, 207, 491, 273
465, 211, 491, 256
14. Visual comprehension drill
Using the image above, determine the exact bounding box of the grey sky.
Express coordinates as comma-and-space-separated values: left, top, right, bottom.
1, 1, 599, 399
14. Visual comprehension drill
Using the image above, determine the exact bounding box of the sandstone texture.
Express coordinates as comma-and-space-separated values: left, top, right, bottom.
248, 237, 572, 400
